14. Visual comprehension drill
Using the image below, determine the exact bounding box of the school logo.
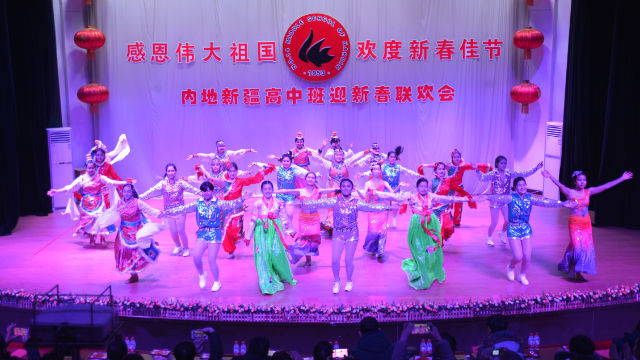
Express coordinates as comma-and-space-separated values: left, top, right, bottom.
283, 14, 350, 82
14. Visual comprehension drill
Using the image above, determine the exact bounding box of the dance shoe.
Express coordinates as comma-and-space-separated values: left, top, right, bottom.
499, 231, 507, 245
227, 253, 235, 259
182, 249, 190, 257
211, 281, 222, 292
344, 281, 353, 292
172, 246, 182, 255
199, 271, 207, 289
518, 274, 529, 285
486, 237, 495, 247
332, 281, 340, 294
506, 265, 515, 281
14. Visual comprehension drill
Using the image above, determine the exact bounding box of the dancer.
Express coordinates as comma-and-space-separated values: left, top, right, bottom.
187, 158, 229, 198
275, 172, 334, 266
244, 181, 297, 295
140, 163, 201, 257
165, 182, 244, 292
301, 179, 390, 294
353, 142, 388, 167
221, 162, 275, 258
47, 160, 129, 246
187, 140, 256, 170
85, 134, 130, 207
318, 131, 358, 161
380, 178, 468, 290
430, 162, 460, 242
485, 177, 576, 285
542, 169, 633, 281
477, 156, 543, 246
291, 132, 320, 170
361, 163, 396, 260
358, 147, 418, 228
111, 183, 163, 283
267, 153, 313, 232
310, 148, 366, 231
446, 149, 491, 226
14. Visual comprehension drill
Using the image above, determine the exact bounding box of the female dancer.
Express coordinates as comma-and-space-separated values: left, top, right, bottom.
186, 140, 256, 170
165, 182, 244, 292
267, 153, 312, 233
291, 132, 320, 170
47, 160, 129, 246
310, 148, 365, 231
477, 156, 543, 246
379, 178, 468, 290
244, 181, 297, 295
274, 172, 334, 266
431, 162, 460, 242
112, 183, 163, 283
86, 135, 130, 207
301, 179, 390, 294
140, 163, 201, 257
318, 131, 356, 161
485, 177, 575, 285
221, 162, 275, 258
542, 169, 633, 281
446, 149, 491, 226
357, 147, 418, 228
382, 147, 419, 228
187, 158, 229, 198
361, 163, 396, 260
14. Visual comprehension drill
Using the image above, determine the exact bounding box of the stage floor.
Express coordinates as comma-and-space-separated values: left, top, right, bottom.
1, 199, 639, 308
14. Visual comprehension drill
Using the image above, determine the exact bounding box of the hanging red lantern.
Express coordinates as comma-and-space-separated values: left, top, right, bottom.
510, 80, 540, 114
77, 82, 109, 114
513, 26, 544, 60
526, 0, 534, 6
74, 26, 105, 60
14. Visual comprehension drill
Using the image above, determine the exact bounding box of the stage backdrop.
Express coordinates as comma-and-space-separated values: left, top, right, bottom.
91, 0, 529, 189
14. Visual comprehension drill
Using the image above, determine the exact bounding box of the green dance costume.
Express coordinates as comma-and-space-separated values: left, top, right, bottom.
248, 197, 297, 295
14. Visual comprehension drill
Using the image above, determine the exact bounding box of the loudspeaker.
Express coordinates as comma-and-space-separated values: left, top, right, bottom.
31, 304, 118, 345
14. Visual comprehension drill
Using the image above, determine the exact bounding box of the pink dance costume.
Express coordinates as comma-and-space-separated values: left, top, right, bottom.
558, 189, 596, 274
114, 198, 162, 274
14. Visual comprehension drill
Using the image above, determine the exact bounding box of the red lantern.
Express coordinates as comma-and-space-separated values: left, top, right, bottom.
74, 26, 105, 60
526, 0, 534, 6
513, 26, 544, 60
510, 80, 540, 114
77, 82, 109, 114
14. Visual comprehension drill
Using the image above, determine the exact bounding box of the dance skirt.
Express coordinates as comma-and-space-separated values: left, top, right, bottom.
362, 211, 388, 255
253, 218, 297, 295
558, 215, 596, 274
115, 220, 158, 274
74, 193, 111, 237
401, 213, 444, 290
288, 212, 321, 263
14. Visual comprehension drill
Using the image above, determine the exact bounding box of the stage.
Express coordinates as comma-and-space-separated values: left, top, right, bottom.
1, 197, 639, 323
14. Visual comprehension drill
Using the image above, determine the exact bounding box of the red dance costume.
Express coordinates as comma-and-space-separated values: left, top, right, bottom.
221, 165, 275, 254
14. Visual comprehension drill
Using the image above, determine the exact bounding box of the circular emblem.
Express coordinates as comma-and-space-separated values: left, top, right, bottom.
283, 14, 350, 82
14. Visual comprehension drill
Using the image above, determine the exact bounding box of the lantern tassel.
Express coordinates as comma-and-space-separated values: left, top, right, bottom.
524, 49, 532, 60
521, 104, 529, 114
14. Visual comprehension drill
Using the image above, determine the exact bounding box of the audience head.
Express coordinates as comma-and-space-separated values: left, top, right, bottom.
487, 315, 509, 333
568, 335, 595, 356
174, 341, 197, 360
248, 336, 270, 358
359, 316, 380, 335
107, 338, 128, 360
271, 351, 293, 360
313, 341, 333, 360
122, 354, 144, 360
